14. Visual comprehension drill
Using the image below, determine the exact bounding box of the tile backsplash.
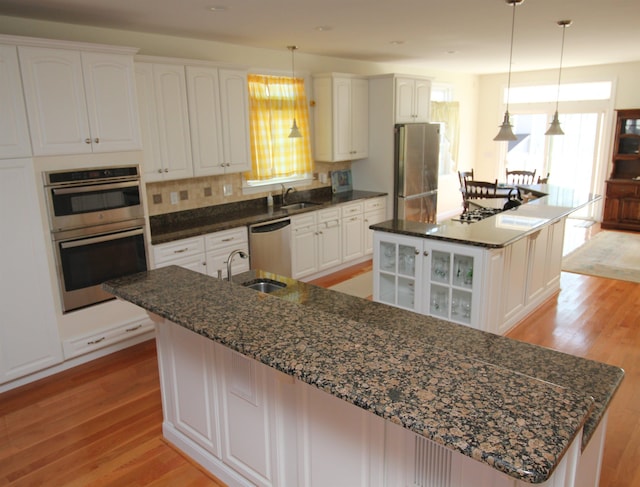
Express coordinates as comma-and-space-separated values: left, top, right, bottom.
145, 161, 351, 216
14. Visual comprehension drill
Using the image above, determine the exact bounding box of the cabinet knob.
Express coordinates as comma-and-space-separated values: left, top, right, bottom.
94, 137, 100, 144
164, 168, 169, 172
414, 249, 420, 255
85, 138, 91, 144
423, 250, 429, 256
157, 169, 162, 173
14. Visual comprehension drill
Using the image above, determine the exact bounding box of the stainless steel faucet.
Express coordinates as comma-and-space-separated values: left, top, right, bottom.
226, 249, 249, 281
281, 184, 296, 205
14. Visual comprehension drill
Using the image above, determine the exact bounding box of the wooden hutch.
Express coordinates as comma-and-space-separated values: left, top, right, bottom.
602, 108, 640, 231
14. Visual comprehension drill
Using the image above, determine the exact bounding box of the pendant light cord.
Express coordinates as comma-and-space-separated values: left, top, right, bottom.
553, 21, 570, 112
505, 1, 518, 111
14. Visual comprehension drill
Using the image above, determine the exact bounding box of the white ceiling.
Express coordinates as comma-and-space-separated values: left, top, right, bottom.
0, 0, 638, 75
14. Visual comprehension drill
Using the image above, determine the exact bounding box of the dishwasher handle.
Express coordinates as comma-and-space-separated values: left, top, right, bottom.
250, 218, 291, 234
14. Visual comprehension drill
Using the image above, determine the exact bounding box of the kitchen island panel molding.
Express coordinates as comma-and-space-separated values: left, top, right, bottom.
153, 316, 590, 487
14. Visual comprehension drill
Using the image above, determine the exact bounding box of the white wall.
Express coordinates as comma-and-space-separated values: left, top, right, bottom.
475, 61, 640, 182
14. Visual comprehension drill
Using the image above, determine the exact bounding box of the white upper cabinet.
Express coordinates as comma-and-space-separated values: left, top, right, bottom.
218, 69, 251, 174
19, 45, 141, 155
186, 65, 225, 176
137, 57, 250, 181
313, 73, 369, 162
395, 76, 431, 123
0, 45, 31, 158
136, 62, 193, 182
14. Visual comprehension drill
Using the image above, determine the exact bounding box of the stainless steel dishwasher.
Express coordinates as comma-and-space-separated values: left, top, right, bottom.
249, 217, 292, 276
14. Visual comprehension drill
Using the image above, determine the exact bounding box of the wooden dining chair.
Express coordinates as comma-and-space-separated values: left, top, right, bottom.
458, 170, 475, 210
458, 169, 474, 189
505, 169, 536, 185
463, 179, 500, 203
537, 172, 550, 184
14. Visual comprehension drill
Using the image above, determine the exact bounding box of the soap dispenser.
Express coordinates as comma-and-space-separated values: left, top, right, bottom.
267, 192, 273, 208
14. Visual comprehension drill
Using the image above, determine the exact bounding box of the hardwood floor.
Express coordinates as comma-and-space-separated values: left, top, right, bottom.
1, 223, 638, 486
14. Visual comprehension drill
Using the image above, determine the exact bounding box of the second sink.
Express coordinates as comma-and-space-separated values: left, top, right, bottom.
242, 278, 287, 293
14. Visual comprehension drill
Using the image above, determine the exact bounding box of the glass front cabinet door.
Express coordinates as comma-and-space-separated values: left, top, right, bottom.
374, 232, 484, 330
374, 233, 423, 312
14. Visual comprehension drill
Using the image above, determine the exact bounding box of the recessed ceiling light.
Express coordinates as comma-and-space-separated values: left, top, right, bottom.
209, 6, 228, 12
315, 26, 333, 32
389, 40, 405, 46
447, 50, 458, 55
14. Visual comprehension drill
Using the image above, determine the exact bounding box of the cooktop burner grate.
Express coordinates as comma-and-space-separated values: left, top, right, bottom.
452, 207, 503, 223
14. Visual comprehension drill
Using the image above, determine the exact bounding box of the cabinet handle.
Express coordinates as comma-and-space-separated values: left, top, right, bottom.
87, 336, 105, 345
173, 248, 189, 254
164, 168, 169, 173
94, 137, 100, 144
85, 138, 91, 144
125, 324, 142, 333
222, 237, 234, 242
423, 250, 429, 256
157, 169, 162, 174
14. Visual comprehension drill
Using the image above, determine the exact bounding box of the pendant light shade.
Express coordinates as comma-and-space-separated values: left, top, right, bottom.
545, 20, 572, 136
287, 45, 302, 138
494, 0, 524, 142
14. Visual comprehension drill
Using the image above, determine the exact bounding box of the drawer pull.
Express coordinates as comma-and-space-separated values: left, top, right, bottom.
125, 324, 142, 333
173, 248, 189, 254
222, 237, 234, 242
87, 336, 105, 345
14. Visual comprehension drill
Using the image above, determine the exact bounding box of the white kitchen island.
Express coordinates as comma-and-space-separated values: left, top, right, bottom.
104, 264, 622, 487
371, 185, 600, 334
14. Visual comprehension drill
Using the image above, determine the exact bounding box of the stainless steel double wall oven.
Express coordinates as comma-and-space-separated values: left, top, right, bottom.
44, 165, 148, 313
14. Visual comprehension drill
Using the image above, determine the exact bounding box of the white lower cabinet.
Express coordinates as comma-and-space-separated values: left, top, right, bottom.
0, 158, 62, 384
374, 232, 485, 330
152, 227, 249, 279
156, 318, 591, 487
291, 208, 342, 279
363, 197, 387, 255
341, 201, 364, 262
373, 222, 566, 334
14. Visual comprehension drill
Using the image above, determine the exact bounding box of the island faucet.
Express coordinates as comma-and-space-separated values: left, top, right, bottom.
281, 184, 296, 205
226, 249, 249, 281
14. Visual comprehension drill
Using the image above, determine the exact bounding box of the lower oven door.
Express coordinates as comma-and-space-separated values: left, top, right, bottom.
53, 224, 148, 313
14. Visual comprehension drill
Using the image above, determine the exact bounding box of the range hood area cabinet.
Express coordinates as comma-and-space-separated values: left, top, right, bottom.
313, 73, 369, 162
16, 39, 141, 156
135, 57, 251, 182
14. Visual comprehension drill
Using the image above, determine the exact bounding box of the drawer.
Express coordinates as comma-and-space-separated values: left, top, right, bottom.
205, 226, 248, 252
317, 206, 341, 223
292, 212, 317, 229
153, 236, 205, 264
606, 181, 640, 198
364, 196, 386, 212
341, 201, 364, 216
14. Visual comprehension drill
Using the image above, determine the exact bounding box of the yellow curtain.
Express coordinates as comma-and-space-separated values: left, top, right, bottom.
245, 74, 313, 181
431, 101, 460, 171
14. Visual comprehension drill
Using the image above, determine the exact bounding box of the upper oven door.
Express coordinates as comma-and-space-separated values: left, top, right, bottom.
46, 180, 143, 232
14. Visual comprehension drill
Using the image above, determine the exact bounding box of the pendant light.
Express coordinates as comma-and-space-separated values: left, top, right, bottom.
287, 45, 302, 138
545, 20, 572, 136
494, 0, 524, 142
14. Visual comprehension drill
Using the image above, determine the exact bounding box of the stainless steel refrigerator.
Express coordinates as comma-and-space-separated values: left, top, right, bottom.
394, 123, 440, 223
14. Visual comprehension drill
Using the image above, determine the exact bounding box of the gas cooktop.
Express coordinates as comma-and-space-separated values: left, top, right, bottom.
451, 207, 503, 223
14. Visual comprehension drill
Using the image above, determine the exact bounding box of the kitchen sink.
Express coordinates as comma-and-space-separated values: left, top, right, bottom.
242, 278, 287, 293
280, 201, 321, 211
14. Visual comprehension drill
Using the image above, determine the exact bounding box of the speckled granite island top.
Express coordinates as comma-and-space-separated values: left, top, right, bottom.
104, 266, 623, 484
371, 184, 601, 248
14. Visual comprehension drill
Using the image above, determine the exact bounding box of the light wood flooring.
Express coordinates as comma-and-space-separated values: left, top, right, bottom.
1, 221, 638, 486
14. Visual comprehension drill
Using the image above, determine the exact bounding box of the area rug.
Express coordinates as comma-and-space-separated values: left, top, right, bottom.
562, 231, 640, 283
329, 271, 373, 298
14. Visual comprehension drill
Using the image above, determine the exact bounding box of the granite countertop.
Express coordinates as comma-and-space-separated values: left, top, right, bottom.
103, 266, 624, 484
371, 184, 601, 248
149, 187, 386, 245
